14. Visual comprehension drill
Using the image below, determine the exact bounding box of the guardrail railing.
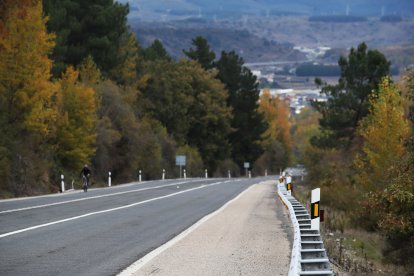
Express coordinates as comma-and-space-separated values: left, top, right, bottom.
277, 178, 333, 276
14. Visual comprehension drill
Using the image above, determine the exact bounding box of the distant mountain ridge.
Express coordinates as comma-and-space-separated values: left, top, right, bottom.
120, 0, 414, 21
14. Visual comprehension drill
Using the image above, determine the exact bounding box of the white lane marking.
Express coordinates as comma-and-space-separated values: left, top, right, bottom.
0, 180, 239, 239
117, 182, 256, 276
0, 179, 209, 214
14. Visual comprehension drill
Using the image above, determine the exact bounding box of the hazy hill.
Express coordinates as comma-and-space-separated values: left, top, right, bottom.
121, 0, 414, 21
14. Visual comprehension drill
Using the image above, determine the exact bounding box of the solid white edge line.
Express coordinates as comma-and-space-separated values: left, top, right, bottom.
117, 181, 261, 276
0, 181, 231, 239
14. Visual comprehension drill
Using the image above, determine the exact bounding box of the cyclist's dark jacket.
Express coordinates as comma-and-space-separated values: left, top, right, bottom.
81, 167, 91, 177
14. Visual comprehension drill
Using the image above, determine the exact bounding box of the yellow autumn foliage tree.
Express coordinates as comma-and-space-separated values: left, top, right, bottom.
356, 77, 410, 189
254, 89, 292, 172
0, 0, 57, 136
55, 67, 97, 172
259, 89, 292, 150
0, 0, 58, 195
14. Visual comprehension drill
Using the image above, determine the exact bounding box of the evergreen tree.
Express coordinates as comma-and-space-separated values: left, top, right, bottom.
215, 51, 267, 169
312, 42, 390, 148
43, 0, 130, 77
141, 39, 171, 62
183, 36, 216, 70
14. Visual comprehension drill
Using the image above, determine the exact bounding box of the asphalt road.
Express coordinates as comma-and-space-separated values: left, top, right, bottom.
0, 177, 273, 276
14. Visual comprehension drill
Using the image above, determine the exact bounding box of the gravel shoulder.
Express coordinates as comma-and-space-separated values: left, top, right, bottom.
131, 180, 293, 276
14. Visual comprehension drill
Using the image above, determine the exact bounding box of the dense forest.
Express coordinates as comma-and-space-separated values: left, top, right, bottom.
0, 0, 291, 197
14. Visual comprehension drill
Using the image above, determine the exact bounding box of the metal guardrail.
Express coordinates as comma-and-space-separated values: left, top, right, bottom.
277, 181, 333, 276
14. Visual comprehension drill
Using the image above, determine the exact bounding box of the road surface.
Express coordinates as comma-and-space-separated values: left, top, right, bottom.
0, 177, 290, 276
128, 180, 292, 276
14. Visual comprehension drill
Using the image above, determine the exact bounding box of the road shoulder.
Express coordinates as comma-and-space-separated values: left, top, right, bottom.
127, 180, 292, 276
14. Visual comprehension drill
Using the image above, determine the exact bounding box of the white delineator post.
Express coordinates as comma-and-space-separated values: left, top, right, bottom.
183, 169, 186, 179
139, 170, 142, 182
108, 171, 112, 187
205, 169, 208, 179
311, 188, 321, 231
265, 169, 267, 177
162, 169, 165, 180
248, 171, 251, 179
61, 174, 65, 192
228, 170, 231, 179
286, 176, 292, 196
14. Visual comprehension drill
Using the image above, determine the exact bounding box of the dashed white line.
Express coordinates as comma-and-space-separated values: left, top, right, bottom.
0, 180, 237, 239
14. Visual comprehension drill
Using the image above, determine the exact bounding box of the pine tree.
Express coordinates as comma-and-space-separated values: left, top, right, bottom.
215, 51, 267, 169
312, 43, 390, 148
183, 36, 216, 70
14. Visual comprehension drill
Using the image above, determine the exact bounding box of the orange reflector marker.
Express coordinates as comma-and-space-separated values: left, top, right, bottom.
314, 203, 319, 217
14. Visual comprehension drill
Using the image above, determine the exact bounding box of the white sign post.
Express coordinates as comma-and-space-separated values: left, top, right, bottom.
311, 188, 321, 231
108, 171, 111, 187
244, 162, 250, 177
139, 170, 142, 182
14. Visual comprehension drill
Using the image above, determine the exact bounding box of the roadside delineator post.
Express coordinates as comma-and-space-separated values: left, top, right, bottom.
228, 170, 231, 179
183, 169, 186, 179
108, 171, 111, 187
248, 171, 251, 179
162, 169, 165, 180
286, 176, 292, 196
311, 188, 321, 230
205, 169, 208, 179
61, 174, 65, 192
265, 169, 267, 177
139, 170, 142, 182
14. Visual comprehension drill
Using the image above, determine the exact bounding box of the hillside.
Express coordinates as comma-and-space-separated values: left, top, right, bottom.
133, 23, 306, 62
132, 16, 414, 69
122, 0, 414, 21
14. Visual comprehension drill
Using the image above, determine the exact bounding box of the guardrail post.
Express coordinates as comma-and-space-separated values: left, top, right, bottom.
61, 174, 65, 192
108, 171, 111, 187
311, 188, 321, 230
139, 170, 142, 182
162, 169, 165, 180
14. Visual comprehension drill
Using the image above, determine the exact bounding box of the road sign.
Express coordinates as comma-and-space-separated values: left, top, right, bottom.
176, 155, 186, 166
244, 162, 250, 169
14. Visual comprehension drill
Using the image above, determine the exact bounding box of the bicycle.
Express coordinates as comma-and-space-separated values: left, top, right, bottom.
82, 175, 89, 192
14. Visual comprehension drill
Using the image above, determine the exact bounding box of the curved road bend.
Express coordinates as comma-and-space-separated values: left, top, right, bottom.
0, 177, 292, 276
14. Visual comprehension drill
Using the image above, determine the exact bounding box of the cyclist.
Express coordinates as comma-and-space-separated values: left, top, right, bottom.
80, 164, 91, 192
